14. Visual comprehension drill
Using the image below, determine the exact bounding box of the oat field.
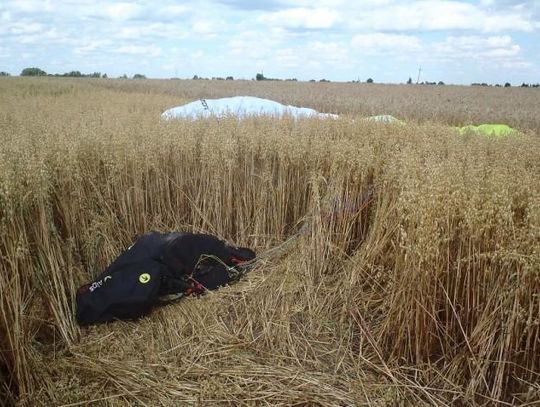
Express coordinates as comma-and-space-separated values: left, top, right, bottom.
0, 77, 539, 406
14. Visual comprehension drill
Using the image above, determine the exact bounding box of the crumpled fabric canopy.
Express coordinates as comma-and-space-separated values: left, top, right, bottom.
161, 96, 338, 120
457, 124, 517, 137
364, 115, 403, 124
362, 116, 518, 137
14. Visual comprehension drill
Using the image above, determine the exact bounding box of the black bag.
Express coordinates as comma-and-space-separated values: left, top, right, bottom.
76, 232, 256, 326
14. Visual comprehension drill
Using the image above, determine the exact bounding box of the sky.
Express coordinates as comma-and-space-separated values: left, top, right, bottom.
1, 0, 539, 84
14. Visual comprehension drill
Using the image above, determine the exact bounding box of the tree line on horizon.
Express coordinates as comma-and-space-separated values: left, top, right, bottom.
0, 67, 147, 80
0, 67, 538, 88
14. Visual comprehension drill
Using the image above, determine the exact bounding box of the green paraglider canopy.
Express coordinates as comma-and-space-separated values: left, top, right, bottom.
360, 115, 519, 137
457, 124, 517, 137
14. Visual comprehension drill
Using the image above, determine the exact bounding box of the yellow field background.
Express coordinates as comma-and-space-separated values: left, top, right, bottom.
0, 78, 539, 406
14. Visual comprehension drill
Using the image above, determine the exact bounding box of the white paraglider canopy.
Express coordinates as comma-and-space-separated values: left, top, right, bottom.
364, 114, 402, 123
161, 96, 338, 120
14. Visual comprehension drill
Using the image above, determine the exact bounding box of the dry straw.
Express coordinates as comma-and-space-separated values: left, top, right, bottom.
0, 77, 539, 406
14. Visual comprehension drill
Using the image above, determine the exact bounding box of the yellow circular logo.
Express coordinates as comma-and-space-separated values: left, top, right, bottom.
139, 273, 151, 284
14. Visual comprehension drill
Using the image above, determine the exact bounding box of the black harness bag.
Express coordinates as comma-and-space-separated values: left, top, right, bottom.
76, 232, 256, 326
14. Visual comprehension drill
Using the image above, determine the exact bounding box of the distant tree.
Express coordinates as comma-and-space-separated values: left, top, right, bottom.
521, 82, 529, 87
63, 71, 82, 77
192, 75, 199, 80
88, 72, 101, 78
407, 77, 412, 84
255, 72, 266, 81
226, 76, 234, 80
319, 78, 330, 82
309, 79, 316, 82
133, 73, 146, 79
120, 74, 128, 79
504, 82, 511, 87
21, 67, 47, 76
0, 71, 10, 76
438, 81, 445, 85
533, 84, 540, 88
366, 78, 374, 83
102, 73, 108, 79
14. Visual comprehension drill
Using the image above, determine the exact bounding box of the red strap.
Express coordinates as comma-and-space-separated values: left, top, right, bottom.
230, 256, 246, 266
185, 278, 205, 295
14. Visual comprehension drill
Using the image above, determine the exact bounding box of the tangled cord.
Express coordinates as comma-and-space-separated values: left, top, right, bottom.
159, 183, 376, 302
232, 182, 376, 270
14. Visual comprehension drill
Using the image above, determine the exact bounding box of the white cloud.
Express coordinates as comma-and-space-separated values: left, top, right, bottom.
228, 29, 289, 59
226, 38, 351, 76
219, 0, 352, 11
9, 0, 54, 13
23, 1, 188, 24
1, 21, 72, 46
273, 48, 305, 67
114, 23, 188, 40
159, 4, 189, 17
482, 46, 520, 57
192, 20, 217, 34
192, 50, 205, 59
348, 1, 534, 32
7, 21, 44, 35
307, 41, 349, 62
117, 44, 162, 57
259, 7, 340, 29
499, 60, 534, 70
98, 3, 146, 21
74, 39, 112, 55
352, 33, 422, 53
434, 35, 521, 59
19, 28, 69, 44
